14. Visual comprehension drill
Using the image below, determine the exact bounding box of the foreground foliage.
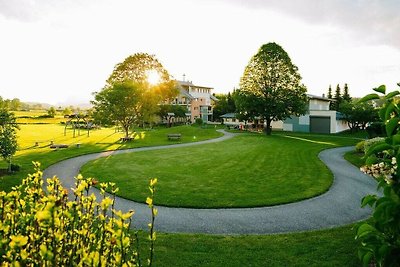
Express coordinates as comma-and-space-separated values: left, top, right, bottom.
0, 162, 157, 266
356, 84, 400, 267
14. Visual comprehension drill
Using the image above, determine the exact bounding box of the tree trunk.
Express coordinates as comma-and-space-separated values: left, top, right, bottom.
264, 119, 272, 135
8, 157, 11, 173
123, 125, 130, 138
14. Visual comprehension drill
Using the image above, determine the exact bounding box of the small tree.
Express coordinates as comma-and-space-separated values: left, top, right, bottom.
342, 83, 352, 102
92, 81, 143, 139
237, 42, 308, 135
331, 84, 342, 110
339, 101, 378, 132
0, 109, 19, 172
327, 85, 333, 99
47, 107, 56, 118
62, 107, 72, 116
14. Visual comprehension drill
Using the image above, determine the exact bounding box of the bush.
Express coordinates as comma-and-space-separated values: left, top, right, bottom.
0, 162, 157, 266
195, 118, 203, 125
355, 140, 365, 153
363, 137, 385, 155
366, 122, 385, 138
10, 163, 21, 172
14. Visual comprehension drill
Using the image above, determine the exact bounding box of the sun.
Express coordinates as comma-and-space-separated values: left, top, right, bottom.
146, 70, 161, 85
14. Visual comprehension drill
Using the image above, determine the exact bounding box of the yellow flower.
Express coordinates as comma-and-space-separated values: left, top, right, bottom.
146, 197, 153, 206
150, 178, 158, 186
36, 210, 51, 222
10, 235, 28, 248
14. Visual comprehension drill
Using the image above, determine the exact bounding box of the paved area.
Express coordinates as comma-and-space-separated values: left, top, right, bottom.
43, 131, 377, 234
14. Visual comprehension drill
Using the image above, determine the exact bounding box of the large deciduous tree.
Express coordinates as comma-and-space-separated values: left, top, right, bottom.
236, 42, 308, 135
0, 109, 19, 172
92, 53, 178, 135
92, 81, 143, 138
106, 53, 178, 102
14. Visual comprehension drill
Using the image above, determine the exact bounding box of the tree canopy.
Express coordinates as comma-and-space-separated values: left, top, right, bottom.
92, 81, 144, 138
339, 100, 378, 132
212, 92, 236, 121
106, 53, 178, 101
92, 53, 179, 135
236, 42, 308, 134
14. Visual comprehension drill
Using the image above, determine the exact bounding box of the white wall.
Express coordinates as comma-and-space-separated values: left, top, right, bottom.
309, 99, 330, 111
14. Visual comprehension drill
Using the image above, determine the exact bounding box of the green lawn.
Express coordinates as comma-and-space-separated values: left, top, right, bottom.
138, 223, 360, 266
0, 124, 222, 192
81, 132, 359, 208
0, 126, 365, 266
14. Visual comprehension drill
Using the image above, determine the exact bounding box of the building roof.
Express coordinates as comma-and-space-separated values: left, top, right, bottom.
220, 113, 236, 118
307, 94, 332, 101
210, 95, 219, 101
176, 80, 213, 90
178, 87, 194, 99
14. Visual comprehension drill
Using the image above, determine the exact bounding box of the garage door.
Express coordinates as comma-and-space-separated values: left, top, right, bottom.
310, 116, 330, 134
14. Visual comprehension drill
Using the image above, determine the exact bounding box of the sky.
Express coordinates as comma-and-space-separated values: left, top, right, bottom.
0, 0, 399, 106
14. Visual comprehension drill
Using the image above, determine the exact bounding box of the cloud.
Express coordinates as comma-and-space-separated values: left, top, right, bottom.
211, 0, 400, 49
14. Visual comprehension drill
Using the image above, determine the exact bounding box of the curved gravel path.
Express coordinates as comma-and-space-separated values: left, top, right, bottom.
43, 131, 377, 234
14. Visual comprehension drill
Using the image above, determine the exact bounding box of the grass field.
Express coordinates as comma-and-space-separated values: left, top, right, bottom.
139, 223, 360, 267
0, 124, 365, 266
0, 124, 222, 191
81, 132, 359, 208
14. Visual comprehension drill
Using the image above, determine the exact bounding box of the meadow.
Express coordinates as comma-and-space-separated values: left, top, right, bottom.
0, 118, 366, 266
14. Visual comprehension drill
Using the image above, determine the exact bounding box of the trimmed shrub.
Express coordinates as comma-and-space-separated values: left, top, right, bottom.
0, 162, 157, 266
355, 140, 365, 153
363, 137, 385, 155
195, 118, 203, 125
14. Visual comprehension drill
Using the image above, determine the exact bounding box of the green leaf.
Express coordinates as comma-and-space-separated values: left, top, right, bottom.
357, 224, 377, 237
365, 142, 392, 158
362, 251, 373, 267
379, 107, 386, 121
361, 195, 377, 207
386, 117, 400, 137
384, 102, 395, 121
373, 85, 386, 94
365, 154, 378, 165
359, 93, 380, 103
392, 134, 400, 145
385, 90, 400, 99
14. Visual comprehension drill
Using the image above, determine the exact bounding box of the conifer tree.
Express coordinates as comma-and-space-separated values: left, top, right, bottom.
333, 84, 342, 110
342, 83, 352, 102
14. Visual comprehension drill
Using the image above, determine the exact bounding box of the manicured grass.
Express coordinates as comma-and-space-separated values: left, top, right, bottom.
81, 132, 359, 208
0, 124, 222, 192
344, 150, 365, 168
137, 223, 360, 266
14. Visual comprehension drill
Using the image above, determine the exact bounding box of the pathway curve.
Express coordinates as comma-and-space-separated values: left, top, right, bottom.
43, 130, 377, 234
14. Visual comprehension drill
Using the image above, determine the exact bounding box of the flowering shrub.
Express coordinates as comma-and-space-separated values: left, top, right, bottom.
0, 162, 157, 266
360, 157, 397, 184
356, 85, 400, 267
362, 137, 385, 154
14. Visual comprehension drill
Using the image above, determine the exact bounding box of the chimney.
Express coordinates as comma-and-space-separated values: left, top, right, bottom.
182, 73, 186, 82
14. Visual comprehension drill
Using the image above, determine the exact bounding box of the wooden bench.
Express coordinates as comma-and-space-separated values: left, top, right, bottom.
120, 137, 134, 142
167, 133, 181, 140
120, 132, 138, 142
50, 144, 69, 149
